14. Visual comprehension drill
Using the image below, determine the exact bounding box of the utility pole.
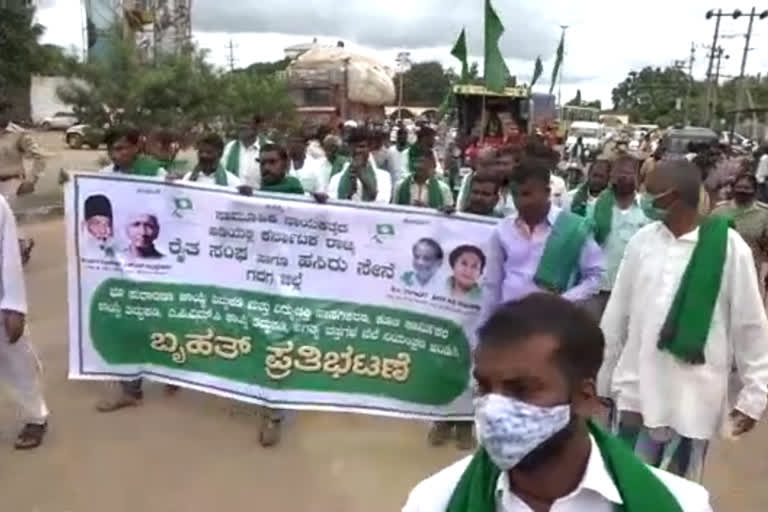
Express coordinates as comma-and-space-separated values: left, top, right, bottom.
712, 46, 729, 124
731, 7, 768, 140
226, 39, 237, 72
704, 9, 723, 127
684, 42, 695, 125
557, 25, 568, 110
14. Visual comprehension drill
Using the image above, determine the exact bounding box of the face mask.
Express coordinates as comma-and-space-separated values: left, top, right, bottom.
474, 393, 571, 471
640, 192, 668, 221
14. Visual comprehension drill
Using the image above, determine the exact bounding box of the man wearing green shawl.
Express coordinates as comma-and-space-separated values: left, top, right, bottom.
327, 128, 391, 202
220, 115, 268, 188
563, 159, 610, 218
583, 156, 649, 320
599, 159, 768, 483
393, 149, 453, 209
145, 128, 189, 177
402, 294, 711, 512
479, 158, 603, 328
257, 143, 305, 196
400, 124, 444, 178
182, 133, 241, 188
98, 126, 167, 178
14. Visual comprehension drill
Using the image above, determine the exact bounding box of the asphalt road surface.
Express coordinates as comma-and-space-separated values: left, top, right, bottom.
2, 133, 767, 511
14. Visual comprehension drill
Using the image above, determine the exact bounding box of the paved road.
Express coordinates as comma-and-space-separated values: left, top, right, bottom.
1, 220, 767, 511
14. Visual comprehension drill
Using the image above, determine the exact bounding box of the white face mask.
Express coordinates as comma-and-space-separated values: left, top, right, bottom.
474, 393, 571, 470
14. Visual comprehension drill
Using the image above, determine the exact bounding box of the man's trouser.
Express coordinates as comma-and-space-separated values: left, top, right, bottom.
0, 332, 49, 425
581, 291, 611, 322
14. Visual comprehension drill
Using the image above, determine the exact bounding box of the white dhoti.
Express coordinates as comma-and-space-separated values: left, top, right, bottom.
0, 177, 26, 239
0, 333, 49, 424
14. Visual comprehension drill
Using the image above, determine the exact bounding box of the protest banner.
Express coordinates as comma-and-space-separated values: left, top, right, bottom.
66, 173, 497, 419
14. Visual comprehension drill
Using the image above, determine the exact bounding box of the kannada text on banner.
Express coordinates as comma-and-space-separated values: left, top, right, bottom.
66, 174, 497, 419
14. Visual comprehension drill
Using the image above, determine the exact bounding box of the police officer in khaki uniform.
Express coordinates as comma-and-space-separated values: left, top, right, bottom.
0, 103, 47, 263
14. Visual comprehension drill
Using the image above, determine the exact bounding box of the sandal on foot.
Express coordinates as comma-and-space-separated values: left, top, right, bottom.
14, 422, 47, 450
96, 393, 141, 413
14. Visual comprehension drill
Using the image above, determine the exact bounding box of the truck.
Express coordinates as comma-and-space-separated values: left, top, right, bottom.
452, 84, 533, 140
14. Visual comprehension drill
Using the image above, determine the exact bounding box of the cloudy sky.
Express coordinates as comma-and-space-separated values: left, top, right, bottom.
38, 0, 768, 107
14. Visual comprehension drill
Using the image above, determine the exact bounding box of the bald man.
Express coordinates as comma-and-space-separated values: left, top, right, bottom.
598, 159, 768, 482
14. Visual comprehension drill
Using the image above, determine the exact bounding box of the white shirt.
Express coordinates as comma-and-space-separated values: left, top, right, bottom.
388, 145, 408, 187
393, 177, 454, 208
326, 162, 392, 203
0, 195, 26, 313
220, 139, 262, 188
289, 156, 328, 194
598, 222, 768, 439
550, 174, 567, 207
402, 435, 712, 512
181, 170, 241, 188
756, 154, 768, 184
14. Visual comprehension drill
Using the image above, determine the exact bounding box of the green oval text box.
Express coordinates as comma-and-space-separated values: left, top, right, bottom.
89, 278, 471, 406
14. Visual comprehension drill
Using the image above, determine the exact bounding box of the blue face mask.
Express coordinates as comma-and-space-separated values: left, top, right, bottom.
640, 192, 669, 221
474, 393, 571, 470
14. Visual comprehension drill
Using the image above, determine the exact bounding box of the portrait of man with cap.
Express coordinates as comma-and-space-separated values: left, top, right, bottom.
82, 194, 115, 257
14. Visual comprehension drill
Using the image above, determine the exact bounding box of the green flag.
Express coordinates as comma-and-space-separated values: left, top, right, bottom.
484, 0, 509, 93
451, 28, 469, 82
549, 32, 565, 95
531, 56, 543, 87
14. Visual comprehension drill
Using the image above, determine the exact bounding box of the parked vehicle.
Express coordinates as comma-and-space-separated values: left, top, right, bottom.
41, 111, 78, 130
65, 124, 105, 150
565, 121, 603, 152
662, 127, 718, 156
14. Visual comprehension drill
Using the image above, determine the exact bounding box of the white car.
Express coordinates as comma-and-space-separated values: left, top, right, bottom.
41, 112, 78, 130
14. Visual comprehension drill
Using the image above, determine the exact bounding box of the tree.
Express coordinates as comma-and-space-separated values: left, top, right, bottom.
57, 30, 294, 139
0, 6, 45, 89
612, 66, 705, 126
398, 61, 452, 106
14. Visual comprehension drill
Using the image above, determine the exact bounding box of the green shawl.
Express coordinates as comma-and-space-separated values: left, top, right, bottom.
458, 172, 474, 211
225, 140, 242, 175
658, 215, 730, 364
592, 189, 616, 246
329, 154, 350, 177
224, 137, 268, 176
446, 421, 684, 512
534, 210, 591, 293
337, 162, 378, 201
189, 165, 229, 186
129, 155, 164, 177
396, 175, 444, 208
261, 175, 304, 195
570, 183, 591, 216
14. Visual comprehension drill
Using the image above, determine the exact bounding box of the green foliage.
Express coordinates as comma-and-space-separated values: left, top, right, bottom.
56, 30, 295, 139
397, 61, 453, 106
0, 6, 45, 89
